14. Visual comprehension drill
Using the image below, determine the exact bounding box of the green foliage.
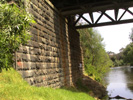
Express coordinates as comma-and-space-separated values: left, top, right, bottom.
109, 53, 124, 67
113, 28, 133, 66
123, 43, 133, 66
0, 68, 95, 100
0, 2, 34, 70
109, 29, 133, 67
76, 79, 91, 93
78, 28, 112, 82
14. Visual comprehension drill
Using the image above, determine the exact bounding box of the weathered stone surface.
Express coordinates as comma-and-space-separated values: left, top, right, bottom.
15, 0, 83, 88
17, 46, 23, 53
22, 70, 34, 78
30, 27, 38, 36
36, 63, 43, 69
22, 54, 31, 62
31, 41, 39, 48
34, 48, 41, 55
23, 62, 36, 69
30, 55, 37, 62
23, 46, 29, 54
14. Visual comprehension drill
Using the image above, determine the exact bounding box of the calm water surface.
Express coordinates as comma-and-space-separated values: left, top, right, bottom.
104, 66, 133, 99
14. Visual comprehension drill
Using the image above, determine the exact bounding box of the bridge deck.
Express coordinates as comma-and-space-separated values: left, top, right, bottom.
50, 0, 133, 28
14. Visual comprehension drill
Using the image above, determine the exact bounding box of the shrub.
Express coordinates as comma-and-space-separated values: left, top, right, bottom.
0, 1, 34, 70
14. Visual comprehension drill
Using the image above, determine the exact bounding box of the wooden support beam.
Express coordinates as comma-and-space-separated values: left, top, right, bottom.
81, 15, 92, 25
73, 7, 133, 29
118, 9, 127, 21
127, 9, 133, 16
103, 12, 115, 22
89, 12, 94, 23
55, 0, 133, 29
75, 19, 133, 29
95, 12, 104, 24
115, 9, 119, 21
74, 14, 83, 26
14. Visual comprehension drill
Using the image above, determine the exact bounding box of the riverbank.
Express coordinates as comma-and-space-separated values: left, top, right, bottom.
81, 75, 107, 99
0, 68, 95, 100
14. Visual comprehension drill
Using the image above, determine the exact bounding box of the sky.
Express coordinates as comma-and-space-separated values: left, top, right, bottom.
96, 23, 133, 54
81, 8, 133, 54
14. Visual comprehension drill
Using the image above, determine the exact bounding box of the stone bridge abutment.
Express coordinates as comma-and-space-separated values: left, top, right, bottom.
15, 0, 84, 88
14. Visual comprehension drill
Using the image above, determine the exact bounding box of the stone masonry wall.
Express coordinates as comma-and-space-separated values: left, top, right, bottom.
68, 26, 83, 84
15, 0, 83, 88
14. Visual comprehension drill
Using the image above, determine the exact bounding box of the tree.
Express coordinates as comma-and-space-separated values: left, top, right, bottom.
123, 43, 133, 66
122, 28, 133, 66
78, 28, 112, 81
108, 51, 124, 67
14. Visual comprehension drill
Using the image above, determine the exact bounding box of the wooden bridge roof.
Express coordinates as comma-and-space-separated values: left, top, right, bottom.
50, 0, 133, 28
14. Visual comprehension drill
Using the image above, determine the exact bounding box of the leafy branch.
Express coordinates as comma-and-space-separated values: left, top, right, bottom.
0, 1, 35, 70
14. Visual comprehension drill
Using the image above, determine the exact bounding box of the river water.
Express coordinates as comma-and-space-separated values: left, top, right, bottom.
104, 66, 133, 99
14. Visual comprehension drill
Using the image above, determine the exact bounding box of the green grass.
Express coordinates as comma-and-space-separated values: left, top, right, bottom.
0, 68, 95, 100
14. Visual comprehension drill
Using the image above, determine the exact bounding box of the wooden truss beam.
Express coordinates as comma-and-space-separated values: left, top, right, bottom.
74, 7, 133, 29
89, 12, 94, 24
51, 0, 133, 29
75, 19, 133, 29
115, 9, 119, 21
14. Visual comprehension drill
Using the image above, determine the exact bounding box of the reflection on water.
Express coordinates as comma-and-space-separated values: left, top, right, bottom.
104, 66, 133, 99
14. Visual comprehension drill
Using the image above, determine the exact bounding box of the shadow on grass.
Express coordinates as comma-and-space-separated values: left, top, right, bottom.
60, 78, 91, 94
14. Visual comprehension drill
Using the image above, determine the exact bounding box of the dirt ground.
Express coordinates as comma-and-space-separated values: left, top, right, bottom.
82, 75, 107, 99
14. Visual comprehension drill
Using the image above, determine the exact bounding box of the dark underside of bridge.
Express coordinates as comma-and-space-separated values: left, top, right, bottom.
50, 0, 133, 29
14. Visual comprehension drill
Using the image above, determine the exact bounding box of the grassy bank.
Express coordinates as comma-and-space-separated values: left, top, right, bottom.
0, 68, 95, 100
